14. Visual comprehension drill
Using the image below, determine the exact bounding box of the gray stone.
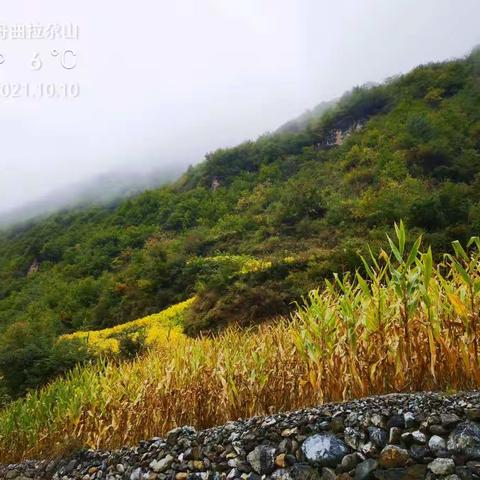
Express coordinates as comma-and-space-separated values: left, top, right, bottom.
246, 445, 276, 475
355, 459, 378, 480
289, 464, 321, 480
339, 453, 358, 473
411, 430, 426, 444
409, 444, 427, 462
448, 422, 480, 459
371, 414, 387, 428
279, 438, 293, 454
149, 455, 173, 473
301, 433, 349, 468
166, 427, 183, 445
428, 458, 455, 475
165, 426, 195, 446
226, 467, 239, 479
130, 468, 143, 480
404, 412, 416, 429
368, 427, 388, 448
441, 414, 461, 429
271, 469, 293, 480
360, 441, 377, 456
345, 428, 365, 450
428, 435, 446, 455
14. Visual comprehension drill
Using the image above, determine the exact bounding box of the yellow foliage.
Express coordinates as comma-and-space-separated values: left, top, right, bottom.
61, 298, 194, 354
187, 255, 273, 275
239, 258, 272, 274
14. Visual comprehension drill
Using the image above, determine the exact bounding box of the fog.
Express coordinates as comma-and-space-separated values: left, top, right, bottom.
0, 0, 479, 220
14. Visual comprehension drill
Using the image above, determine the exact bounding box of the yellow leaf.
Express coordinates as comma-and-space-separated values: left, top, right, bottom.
447, 293, 468, 318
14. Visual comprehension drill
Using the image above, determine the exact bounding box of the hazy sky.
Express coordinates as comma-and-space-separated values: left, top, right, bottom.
0, 0, 479, 214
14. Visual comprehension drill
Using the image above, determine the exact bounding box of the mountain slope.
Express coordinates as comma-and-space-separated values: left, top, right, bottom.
0, 49, 480, 396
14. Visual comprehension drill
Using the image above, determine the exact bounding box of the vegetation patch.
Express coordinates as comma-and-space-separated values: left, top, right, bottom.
60, 298, 193, 355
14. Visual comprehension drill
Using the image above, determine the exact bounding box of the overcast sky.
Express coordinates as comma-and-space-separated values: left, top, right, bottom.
0, 0, 479, 215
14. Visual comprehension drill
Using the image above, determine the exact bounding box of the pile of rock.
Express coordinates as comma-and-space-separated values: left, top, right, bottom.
2, 392, 480, 480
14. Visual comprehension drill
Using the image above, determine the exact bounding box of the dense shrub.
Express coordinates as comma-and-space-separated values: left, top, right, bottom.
0, 322, 91, 397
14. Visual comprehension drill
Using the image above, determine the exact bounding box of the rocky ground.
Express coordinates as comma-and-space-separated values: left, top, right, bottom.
2, 392, 480, 480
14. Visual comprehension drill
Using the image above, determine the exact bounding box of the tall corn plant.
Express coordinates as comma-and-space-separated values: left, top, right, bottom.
385, 222, 422, 374
442, 237, 480, 381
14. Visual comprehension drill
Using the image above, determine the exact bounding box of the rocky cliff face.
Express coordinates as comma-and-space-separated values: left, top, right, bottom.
2, 392, 480, 480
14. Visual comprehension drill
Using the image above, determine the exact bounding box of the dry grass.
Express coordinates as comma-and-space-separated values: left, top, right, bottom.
1, 223, 480, 463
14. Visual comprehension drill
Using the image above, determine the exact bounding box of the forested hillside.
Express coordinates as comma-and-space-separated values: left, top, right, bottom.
0, 49, 480, 397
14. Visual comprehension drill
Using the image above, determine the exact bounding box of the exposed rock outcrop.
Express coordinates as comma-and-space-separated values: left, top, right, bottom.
2, 392, 480, 480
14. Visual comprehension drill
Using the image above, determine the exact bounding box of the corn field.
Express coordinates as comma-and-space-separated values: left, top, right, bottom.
1, 222, 480, 463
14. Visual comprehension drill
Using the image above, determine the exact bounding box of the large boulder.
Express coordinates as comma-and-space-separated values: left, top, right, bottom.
301, 433, 349, 467
378, 445, 410, 468
246, 445, 276, 475
428, 458, 455, 476
448, 422, 480, 459
428, 435, 446, 456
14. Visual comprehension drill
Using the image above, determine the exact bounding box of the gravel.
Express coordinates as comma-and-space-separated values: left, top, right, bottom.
2, 391, 480, 480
